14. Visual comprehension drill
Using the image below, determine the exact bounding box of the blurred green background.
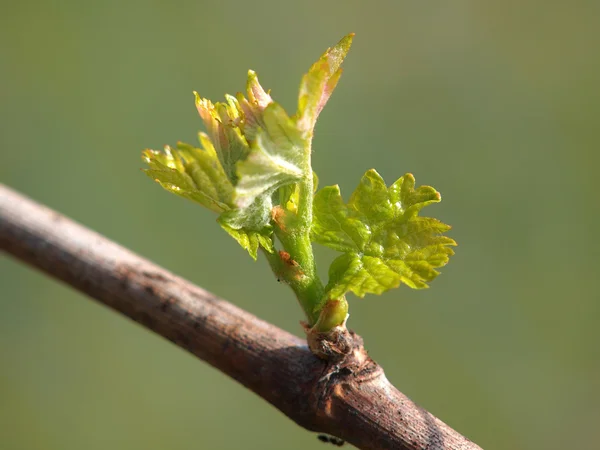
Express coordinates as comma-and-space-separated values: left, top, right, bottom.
1, 1, 599, 449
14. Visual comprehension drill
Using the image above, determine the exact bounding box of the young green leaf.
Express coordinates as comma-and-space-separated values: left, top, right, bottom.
142, 139, 233, 214
234, 102, 305, 209
312, 169, 456, 299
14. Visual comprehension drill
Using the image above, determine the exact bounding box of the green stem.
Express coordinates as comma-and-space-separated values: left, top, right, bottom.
264, 138, 347, 331
274, 230, 323, 325
296, 151, 314, 228
291, 140, 323, 324
262, 139, 321, 325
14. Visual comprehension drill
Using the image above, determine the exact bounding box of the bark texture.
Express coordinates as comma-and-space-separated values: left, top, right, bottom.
0, 184, 482, 450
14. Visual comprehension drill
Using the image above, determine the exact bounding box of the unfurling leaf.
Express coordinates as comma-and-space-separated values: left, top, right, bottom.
312, 169, 456, 298
194, 94, 249, 184
218, 217, 274, 260
297, 33, 354, 136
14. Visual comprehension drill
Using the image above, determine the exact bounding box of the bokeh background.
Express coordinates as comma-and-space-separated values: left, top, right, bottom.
2, 1, 599, 449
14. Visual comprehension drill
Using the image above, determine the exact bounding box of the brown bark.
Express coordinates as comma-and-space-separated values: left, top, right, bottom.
0, 184, 482, 450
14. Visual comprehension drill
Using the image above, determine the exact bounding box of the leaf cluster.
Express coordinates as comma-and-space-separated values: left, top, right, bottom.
142, 34, 456, 327
144, 35, 354, 260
